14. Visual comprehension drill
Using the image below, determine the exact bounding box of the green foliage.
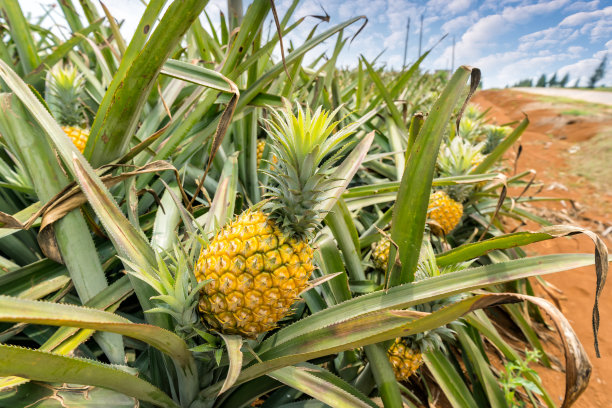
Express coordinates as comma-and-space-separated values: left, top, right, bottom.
535, 73, 547, 87
588, 54, 608, 88
500, 350, 543, 407
0, 2, 607, 408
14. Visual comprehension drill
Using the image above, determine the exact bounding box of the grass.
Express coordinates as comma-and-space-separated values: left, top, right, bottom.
575, 87, 612, 92
561, 108, 596, 116
530, 94, 612, 114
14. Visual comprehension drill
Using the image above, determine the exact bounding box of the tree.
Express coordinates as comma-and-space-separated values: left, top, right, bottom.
513, 78, 533, 87
548, 72, 558, 87
535, 73, 547, 87
588, 55, 607, 88
559, 73, 570, 87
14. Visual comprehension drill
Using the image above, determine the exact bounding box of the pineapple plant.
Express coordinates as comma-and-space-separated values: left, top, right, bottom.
430, 137, 487, 234
195, 103, 357, 337
387, 244, 460, 380
0, 2, 604, 406
45, 64, 89, 153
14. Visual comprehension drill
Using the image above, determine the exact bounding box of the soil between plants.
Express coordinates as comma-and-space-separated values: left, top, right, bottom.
472, 89, 612, 407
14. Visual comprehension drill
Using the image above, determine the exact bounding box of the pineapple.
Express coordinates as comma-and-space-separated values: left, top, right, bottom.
195, 103, 356, 337
371, 237, 391, 270
256, 139, 278, 168
256, 139, 265, 166
431, 137, 487, 234
388, 338, 425, 380
387, 243, 462, 380
427, 191, 463, 235
46, 64, 89, 152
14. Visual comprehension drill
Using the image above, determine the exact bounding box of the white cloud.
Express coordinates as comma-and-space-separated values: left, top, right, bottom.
568, 45, 586, 54
441, 11, 479, 33
427, 0, 474, 15
559, 6, 612, 26
499, 0, 569, 23
565, 0, 600, 12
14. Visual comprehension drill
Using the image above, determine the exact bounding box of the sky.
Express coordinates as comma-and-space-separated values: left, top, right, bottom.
19, 0, 612, 89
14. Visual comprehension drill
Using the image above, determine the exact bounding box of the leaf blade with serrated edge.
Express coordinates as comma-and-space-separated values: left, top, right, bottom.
0, 344, 178, 408
269, 363, 378, 408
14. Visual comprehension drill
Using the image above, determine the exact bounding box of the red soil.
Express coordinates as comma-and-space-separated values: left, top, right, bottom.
472, 89, 612, 407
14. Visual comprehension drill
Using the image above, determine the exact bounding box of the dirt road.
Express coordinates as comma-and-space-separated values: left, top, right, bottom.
473, 89, 612, 408
512, 87, 612, 106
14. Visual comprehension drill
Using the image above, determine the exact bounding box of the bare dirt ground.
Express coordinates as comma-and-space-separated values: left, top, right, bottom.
512, 87, 612, 106
472, 89, 612, 407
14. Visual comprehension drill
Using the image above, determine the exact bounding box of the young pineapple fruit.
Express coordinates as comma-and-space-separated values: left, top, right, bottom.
387, 338, 425, 380
371, 237, 391, 270
431, 137, 487, 234
46, 64, 89, 152
256, 139, 278, 168
387, 243, 461, 380
195, 103, 357, 337
256, 139, 266, 166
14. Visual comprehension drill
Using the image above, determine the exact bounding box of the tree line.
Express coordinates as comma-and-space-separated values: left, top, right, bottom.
511, 54, 608, 88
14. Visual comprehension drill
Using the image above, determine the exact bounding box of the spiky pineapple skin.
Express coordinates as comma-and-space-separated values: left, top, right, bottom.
388, 339, 424, 381
372, 237, 390, 270
256, 140, 265, 166
428, 191, 463, 234
62, 126, 89, 153
195, 210, 314, 337
256, 139, 278, 168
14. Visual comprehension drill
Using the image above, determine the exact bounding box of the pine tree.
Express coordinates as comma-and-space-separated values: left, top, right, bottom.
559, 73, 570, 88
535, 73, 547, 87
588, 55, 607, 88
548, 72, 558, 87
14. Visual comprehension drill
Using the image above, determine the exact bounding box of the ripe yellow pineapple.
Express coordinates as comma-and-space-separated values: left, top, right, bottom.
195, 210, 314, 335
428, 191, 463, 235
196, 102, 358, 337
388, 339, 424, 381
431, 137, 487, 234
61, 126, 89, 153
46, 64, 89, 152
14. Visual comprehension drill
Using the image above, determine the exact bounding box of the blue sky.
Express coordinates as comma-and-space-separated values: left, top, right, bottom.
21, 0, 612, 88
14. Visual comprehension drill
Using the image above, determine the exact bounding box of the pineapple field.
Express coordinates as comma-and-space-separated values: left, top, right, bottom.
0, 1, 608, 408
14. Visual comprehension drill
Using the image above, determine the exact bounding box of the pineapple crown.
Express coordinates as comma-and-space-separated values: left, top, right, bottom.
437, 136, 486, 202
463, 103, 484, 121
262, 100, 356, 240
438, 137, 486, 176
483, 124, 511, 154
46, 64, 87, 127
